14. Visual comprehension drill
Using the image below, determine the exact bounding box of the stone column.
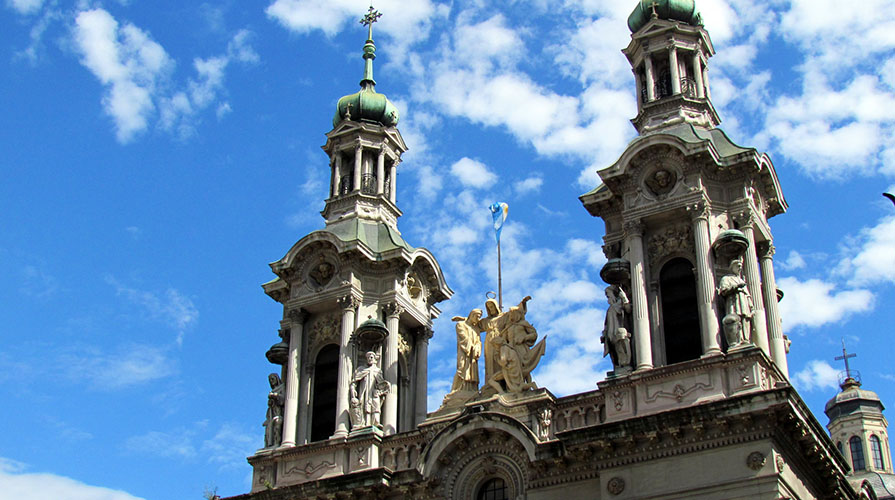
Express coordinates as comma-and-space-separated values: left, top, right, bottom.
333, 154, 343, 197
759, 243, 788, 377
644, 55, 656, 102
648, 281, 663, 364
625, 220, 653, 371
669, 45, 681, 95
297, 363, 313, 444
376, 150, 386, 195
280, 309, 308, 447
389, 161, 398, 204
634, 71, 644, 109
353, 142, 362, 192
334, 295, 358, 438
739, 215, 770, 357
382, 303, 403, 435
692, 53, 705, 98
688, 203, 721, 355
415, 327, 432, 425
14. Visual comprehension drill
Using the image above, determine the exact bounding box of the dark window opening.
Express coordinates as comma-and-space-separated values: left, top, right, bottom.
851, 436, 866, 471
477, 478, 508, 500
310, 344, 339, 442
871, 435, 885, 469
660, 258, 703, 364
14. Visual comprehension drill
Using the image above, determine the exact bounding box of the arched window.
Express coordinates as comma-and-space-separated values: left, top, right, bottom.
310, 344, 339, 442
850, 436, 866, 471
871, 435, 885, 469
477, 478, 508, 500
660, 258, 702, 364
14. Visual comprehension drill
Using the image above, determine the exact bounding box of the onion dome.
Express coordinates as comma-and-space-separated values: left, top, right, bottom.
628, 0, 704, 33
332, 7, 400, 128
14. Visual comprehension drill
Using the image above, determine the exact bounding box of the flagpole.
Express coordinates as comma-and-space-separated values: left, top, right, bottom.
497, 239, 503, 310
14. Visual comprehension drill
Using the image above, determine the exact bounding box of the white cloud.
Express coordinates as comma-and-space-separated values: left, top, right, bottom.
416, 164, 443, 199
0, 458, 144, 500
73, 8, 172, 143
449, 157, 497, 189
793, 359, 840, 392
6, 0, 42, 15
839, 215, 895, 286
514, 176, 543, 195
106, 276, 198, 344
61, 344, 177, 390
777, 276, 873, 330
777, 250, 806, 271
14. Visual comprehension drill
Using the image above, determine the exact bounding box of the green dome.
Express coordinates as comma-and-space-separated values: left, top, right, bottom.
333, 85, 400, 128
628, 0, 703, 33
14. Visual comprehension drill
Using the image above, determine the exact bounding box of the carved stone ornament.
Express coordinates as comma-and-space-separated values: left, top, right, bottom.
405, 272, 424, 300
747, 451, 766, 471
645, 168, 678, 196
611, 390, 625, 411
307, 314, 340, 350
537, 407, 552, 441
607, 477, 625, 495
307, 255, 336, 289
776, 455, 786, 472
647, 223, 694, 268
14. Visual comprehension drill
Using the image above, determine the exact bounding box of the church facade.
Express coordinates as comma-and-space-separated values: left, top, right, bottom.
225, 2, 871, 499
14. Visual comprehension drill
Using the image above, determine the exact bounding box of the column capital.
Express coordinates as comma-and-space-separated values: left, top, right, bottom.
623, 219, 645, 237
734, 211, 757, 230
288, 308, 309, 324
757, 242, 776, 259
686, 201, 709, 221
338, 295, 359, 311
384, 302, 405, 319
416, 326, 433, 342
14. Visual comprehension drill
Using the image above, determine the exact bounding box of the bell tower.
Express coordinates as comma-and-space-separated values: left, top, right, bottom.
256, 7, 452, 470
580, 0, 791, 390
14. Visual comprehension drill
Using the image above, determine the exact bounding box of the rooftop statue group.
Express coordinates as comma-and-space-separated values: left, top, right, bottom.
442, 295, 547, 409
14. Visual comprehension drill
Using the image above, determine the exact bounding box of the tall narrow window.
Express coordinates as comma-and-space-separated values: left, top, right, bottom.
660, 258, 702, 364
837, 441, 844, 456
477, 478, 508, 500
310, 344, 339, 442
850, 436, 866, 471
871, 435, 885, 469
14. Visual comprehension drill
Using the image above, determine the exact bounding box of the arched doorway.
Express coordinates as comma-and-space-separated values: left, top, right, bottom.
310, 344, 339, 441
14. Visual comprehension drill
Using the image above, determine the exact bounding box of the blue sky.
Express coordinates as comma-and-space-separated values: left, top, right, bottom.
2, 0, 895, 498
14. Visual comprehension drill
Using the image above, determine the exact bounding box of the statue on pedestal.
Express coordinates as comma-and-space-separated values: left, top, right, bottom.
349, 351, 389, 428
441, 309, 483, 407
719, 258, 754, 346
602, 285, 632, 370
481, 296, 546, 394
263, 373, 285, 448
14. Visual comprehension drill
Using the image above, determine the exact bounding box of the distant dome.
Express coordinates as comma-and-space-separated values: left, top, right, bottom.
333, 85, 400, 128
628, 0, 704, 33
824, 379, 885, 420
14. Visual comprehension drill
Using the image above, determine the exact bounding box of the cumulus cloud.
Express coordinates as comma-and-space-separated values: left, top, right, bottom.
777, 276, 873, 330
839, 215, 895, 286
0, 458, 144, 500
73, 8, 172, 142
514, 176, 543, 195
6, 0, 43, 15
450, 157, 497, 189
793, 359, 841, 392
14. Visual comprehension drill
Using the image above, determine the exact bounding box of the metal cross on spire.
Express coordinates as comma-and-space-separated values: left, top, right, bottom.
360, 5, 382, 41
835, 338, 857, 379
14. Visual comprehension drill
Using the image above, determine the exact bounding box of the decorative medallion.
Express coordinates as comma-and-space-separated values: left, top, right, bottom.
611, 390, 625, 411
747, 451, 766, 471
307, 255, 336, 289
776, 455, 785, 472
645, 168, 677, 196
607, 477, 625, 495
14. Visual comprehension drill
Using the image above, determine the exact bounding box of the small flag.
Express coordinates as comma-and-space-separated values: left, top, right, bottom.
489, 202, 508, 243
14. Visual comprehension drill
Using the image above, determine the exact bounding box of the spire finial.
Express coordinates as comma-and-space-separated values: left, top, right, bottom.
835, 338, 858, 385
650, 1, 659, 19
359, 6, 382, 87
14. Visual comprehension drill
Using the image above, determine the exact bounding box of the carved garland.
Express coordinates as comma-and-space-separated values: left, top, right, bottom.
647, 222, 694, 269
306, 313, 341, 352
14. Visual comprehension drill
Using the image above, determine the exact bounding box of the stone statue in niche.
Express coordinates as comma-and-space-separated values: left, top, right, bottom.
602, 285, 633, 371
481, 296, 547, 394
349, 351, 389, 428
263, 373, 285, 448
308, 257, 335, 288
645, 168, 677, 196
441, 309, 484, 408
719, 258, 754, 345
